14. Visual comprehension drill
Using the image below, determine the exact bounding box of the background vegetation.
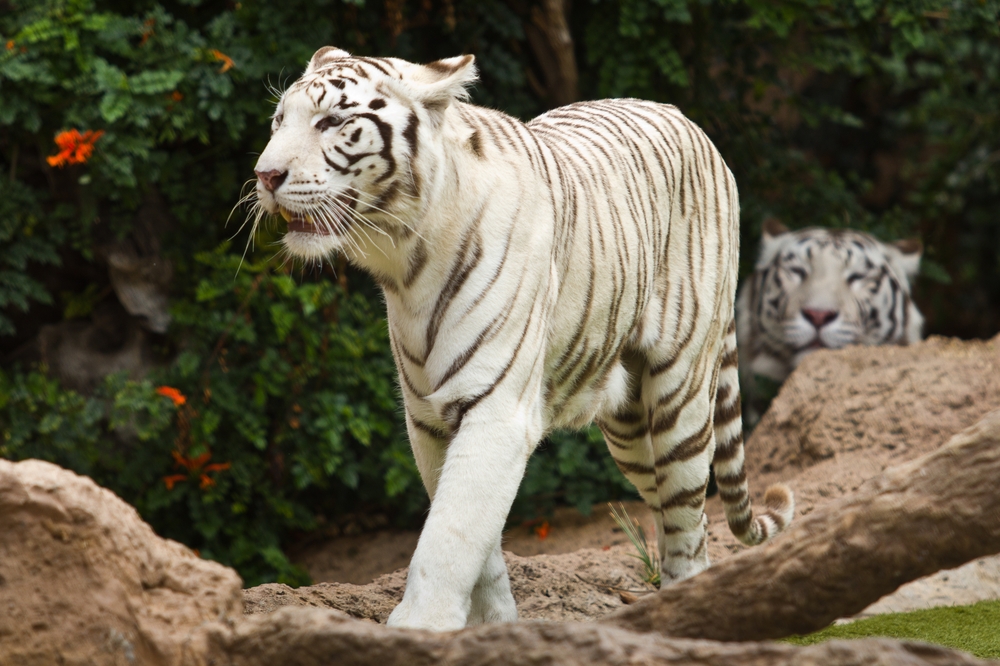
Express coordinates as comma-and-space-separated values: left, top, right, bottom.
1, 0, 998, 584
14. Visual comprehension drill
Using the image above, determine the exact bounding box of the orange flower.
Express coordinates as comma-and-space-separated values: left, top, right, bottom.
163, 474, 187, 490
164, 450, 231, 491
5, 40, 13, 51
170, 90, 184, 102
139, 18, 155, 46
156, 385, 186, 406
172, 449, 209, 470
46, 129, 105, 168
210, 49, 234, 73
534, 520, 550, 540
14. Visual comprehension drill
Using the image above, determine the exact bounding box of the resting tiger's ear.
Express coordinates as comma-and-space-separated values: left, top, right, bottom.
756, 217, 790, 267
408, 55, 478, 115
891, 238, 923, 279
761, 217, 790, 241
306, 46, 351, 73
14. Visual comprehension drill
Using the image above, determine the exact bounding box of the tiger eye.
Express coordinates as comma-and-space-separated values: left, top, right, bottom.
316, 115, 346, 131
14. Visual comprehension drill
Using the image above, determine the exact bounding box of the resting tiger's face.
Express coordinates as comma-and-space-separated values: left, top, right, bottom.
252, 46, 476, 263
736, 220, 924, 384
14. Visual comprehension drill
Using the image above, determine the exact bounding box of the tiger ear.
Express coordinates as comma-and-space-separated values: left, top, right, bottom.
306, 46, 351, 73
756, 217, 790, 267
891, 238, 923, 279
408, 55, 478, 114
761, 217, 789, 241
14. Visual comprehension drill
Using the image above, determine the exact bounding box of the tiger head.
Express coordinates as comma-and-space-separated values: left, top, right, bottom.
736, 219, 924, 384
252, 47, 477, 263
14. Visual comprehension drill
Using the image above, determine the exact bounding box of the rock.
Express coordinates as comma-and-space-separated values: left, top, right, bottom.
36, 301, 159, 393
100, 189, 175, 335
8, 335, 1000, 664
746, 334, 1000, 487
860, 556, 1000, 618
738, 334, 1000, 617
0, 459, 243, 666
603, 409, 1000, 642
3, 453, 999, 666
218, 607, 996, 665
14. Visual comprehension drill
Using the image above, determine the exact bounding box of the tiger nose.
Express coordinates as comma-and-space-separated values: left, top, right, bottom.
802, 308, 839, 329
255, 169, 288, 192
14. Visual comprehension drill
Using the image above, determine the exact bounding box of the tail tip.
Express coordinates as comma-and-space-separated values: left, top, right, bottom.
762, 483, 795, 530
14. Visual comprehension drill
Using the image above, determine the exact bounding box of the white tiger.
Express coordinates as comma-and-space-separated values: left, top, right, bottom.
736, 219, 923, 405
251, 47, 794, 631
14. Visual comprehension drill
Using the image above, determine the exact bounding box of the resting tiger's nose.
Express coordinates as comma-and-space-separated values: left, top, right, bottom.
802, 308, 839, 329
255, 169, 288, 192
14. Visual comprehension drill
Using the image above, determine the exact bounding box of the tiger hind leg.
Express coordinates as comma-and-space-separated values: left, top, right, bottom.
642, 351, 717, 584
597, 351, 659, 511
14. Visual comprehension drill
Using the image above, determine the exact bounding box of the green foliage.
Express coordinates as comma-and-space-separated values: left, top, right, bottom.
0, 178, 61, 336
2, 0, 1000, 585
515, 427, 637, 519
785, 600, 1000, 659
576, 0, 1000, 336
1, 251, 411, 584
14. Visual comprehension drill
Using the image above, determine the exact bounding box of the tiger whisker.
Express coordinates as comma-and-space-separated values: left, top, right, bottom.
337, 190, 424, 242
315, 201, 369, 260
324, 195, 395, 255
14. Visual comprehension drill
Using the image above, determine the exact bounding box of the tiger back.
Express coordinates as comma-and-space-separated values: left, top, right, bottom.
251, 47, 794, 631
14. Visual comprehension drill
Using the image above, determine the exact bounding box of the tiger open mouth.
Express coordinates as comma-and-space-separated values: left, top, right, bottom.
279, 192, 357, 237
279, 208, 334, 235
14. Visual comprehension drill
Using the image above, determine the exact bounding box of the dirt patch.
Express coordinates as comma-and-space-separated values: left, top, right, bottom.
249, 548, 654, 624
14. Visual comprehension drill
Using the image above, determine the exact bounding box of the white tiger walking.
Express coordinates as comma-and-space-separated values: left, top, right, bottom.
250, 47, 794, 631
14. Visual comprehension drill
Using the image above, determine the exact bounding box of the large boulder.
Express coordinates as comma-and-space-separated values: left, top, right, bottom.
0, 459, 242, 665
217, 608, 994, 666
732, 333, 1000, 617
745, 334, 1000, 496
604, 408, 1000, 641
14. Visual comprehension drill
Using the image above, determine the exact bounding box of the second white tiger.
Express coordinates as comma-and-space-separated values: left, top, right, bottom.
252, 47, 794, 631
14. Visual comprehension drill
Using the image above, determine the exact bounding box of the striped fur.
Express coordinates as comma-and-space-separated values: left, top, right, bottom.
735, 220, 923, 413
251, 48, 794, 631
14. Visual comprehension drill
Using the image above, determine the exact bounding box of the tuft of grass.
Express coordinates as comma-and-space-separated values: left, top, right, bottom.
784, 599, 1000, 659
608, 503, 660, 587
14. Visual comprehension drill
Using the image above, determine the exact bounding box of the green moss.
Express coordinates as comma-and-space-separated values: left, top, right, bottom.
785, 600, 1000, 659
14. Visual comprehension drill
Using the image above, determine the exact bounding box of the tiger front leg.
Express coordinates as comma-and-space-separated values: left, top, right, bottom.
387, 401, 535, 630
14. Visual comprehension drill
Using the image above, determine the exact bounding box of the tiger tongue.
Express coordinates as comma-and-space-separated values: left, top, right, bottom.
287, 217, 331, 235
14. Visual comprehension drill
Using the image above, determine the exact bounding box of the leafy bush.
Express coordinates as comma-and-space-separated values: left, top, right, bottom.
515, 427, 637, 520
1, 247, 412, 584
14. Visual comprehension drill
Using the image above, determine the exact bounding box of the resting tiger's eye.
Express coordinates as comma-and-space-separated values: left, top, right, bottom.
847, 273, 865, 284
789, 266, 807, 279
316, 115, 346, 131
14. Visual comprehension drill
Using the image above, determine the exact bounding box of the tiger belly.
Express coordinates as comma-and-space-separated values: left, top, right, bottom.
548, 358, 632, 430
